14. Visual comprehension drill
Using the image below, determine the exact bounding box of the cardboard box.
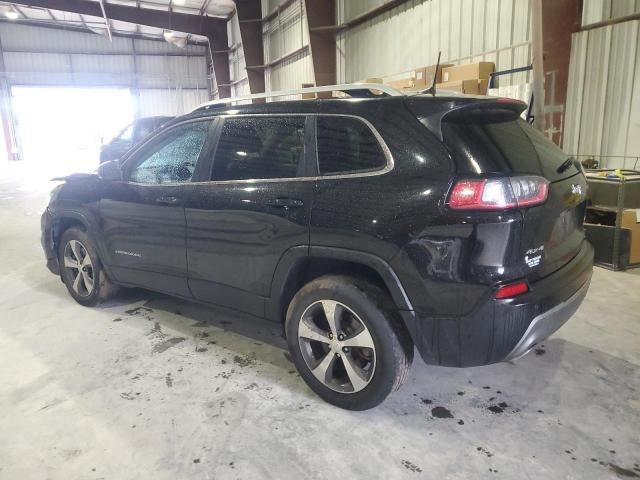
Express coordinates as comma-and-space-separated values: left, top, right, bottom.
414, 63, 454, 88
621, 209, 640, 264
387, 77, 415, 90
356, 77, 383, 84
301, 83, 315, 99
442, 62, 495, 82
478, 78, 489, 95
436, 79, 479, 95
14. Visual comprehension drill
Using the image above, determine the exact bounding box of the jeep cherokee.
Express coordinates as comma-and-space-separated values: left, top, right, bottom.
41, 86, 593, 410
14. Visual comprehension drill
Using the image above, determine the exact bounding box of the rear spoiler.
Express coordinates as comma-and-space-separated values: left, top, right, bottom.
413, 98, 527, 141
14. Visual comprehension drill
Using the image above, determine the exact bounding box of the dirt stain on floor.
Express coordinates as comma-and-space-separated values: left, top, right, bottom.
152, 337, 186, 354
401, 460, 422, 473
487, 401, 509, 414
609, 464, 640, 478
233, 354, 256, 367
431, 406, 453, 419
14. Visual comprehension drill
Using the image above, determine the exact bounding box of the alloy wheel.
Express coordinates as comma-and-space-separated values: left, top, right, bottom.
63, 239, 94, 297
297, 300, 376, 393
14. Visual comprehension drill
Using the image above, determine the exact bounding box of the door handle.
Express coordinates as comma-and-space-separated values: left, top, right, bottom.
155, 195, 180, 205
266, 197, 304, 208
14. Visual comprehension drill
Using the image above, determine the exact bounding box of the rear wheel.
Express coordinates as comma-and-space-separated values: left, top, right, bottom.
59, 227, 118, 306
286, 275, 413, 410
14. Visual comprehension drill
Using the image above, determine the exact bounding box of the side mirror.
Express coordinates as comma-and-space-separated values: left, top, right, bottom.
98, 160, 123, 181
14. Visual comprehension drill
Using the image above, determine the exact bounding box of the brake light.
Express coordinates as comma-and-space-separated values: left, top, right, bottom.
448, 176, 548, 210
494, 280, 529, 299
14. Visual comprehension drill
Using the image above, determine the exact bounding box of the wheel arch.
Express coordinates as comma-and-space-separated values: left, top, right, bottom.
51, 212, 90, 255
266, 246, 414, 325
51, 210, 116, 281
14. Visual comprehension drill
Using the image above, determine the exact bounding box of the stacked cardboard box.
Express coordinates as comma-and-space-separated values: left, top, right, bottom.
622, 209, 640, 264
436, 61, 495, 95
413, 63, 454, 89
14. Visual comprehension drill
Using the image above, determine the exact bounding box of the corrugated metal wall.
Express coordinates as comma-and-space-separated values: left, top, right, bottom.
336, 0, 532, 86
581, 0, 640, 27
0, 23, 210, 115
261, 0, 314, 94
564, 20, 640, 169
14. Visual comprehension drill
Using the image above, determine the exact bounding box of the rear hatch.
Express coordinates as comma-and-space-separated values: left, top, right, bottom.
408, 97, 587, 279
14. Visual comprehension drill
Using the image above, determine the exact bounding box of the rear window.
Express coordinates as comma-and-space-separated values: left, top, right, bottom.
441, 115, 576, 181
317, 116, 386, 175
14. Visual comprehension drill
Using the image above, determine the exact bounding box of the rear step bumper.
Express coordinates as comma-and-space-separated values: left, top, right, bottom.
404, 241, 594, 367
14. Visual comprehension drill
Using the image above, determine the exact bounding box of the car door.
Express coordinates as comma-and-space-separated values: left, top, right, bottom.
99, 118, 213, 297
184, 115, 314, 318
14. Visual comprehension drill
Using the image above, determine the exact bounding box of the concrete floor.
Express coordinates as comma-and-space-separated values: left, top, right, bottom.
1, 163, 639, 480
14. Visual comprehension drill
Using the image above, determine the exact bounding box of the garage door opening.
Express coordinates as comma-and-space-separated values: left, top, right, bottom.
11, 86, 134, 175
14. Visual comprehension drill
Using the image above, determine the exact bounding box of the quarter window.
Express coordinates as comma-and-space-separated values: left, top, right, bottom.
316, 116, 386, 175
128, 121, 210, 184
211, 116, 305, 181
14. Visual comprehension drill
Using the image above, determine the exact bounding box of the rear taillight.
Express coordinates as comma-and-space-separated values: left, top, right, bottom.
494, 280, 529, 299
448, 176, 549, 210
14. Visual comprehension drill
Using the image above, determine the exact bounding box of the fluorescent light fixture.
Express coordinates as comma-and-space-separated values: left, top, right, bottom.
163, 31, 175, 39
5, 9, 19, 19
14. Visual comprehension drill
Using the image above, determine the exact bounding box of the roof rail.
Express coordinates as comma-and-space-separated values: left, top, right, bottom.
192, 83, 404, 112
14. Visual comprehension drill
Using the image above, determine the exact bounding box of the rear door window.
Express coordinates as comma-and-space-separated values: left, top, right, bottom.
211, 116, 306, 181
316, 116, 386, 175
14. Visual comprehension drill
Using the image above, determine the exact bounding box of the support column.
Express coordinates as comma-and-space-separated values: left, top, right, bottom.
235, 0, 265, 94
0, 34, 19, 161
540, 0, 582, 145
304, 0, 336, 87
207, 23, 232, 98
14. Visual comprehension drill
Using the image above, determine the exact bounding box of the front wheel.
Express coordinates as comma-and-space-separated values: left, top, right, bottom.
58, 227, 117, 306
285, 275, 413, 410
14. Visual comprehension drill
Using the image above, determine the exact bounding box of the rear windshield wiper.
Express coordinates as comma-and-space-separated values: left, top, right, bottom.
557, 157, 575, 174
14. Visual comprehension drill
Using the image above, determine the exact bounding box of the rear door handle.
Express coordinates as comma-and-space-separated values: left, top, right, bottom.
155, 195, 180, 205
266, 197, 304, 208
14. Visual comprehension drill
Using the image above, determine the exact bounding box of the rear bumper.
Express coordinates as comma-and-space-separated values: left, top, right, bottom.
41, 208, 60, 275
503, 277, 589, 361
403, 241, 593, 367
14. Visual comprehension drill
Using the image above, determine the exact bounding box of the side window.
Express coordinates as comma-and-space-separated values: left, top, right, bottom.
317, 116, 386, 175
212, 116, 305, 181
128, 121, 210, 184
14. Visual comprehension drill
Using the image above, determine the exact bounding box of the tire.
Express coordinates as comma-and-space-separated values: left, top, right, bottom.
58, 227, 118, 307
285, 275, 413, 410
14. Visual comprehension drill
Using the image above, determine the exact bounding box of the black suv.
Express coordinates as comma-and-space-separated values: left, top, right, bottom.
41, 90, 593, 410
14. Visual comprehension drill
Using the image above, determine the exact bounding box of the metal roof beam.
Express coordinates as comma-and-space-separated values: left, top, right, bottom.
11, 0, 226, 35
97, 0, 112, 41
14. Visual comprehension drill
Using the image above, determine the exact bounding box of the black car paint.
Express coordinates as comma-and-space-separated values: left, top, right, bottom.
42, 95, 593, 367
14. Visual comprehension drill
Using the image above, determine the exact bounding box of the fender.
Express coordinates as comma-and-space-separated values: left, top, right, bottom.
51, 209, 117, 282
265, 245, 414, 324
310, 246, 414, 311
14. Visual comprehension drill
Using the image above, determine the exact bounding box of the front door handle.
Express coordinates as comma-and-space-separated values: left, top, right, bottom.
266, 197, 304, 208
155, 195, 180, 206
